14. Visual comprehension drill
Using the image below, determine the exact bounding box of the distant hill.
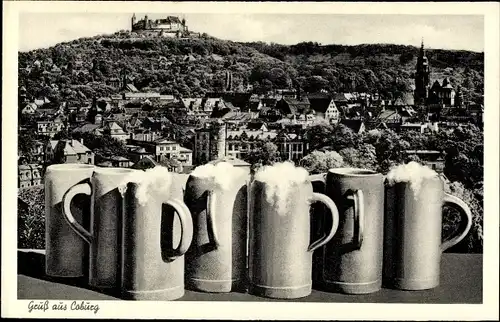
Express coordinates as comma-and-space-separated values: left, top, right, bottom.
18, 31, 484, 107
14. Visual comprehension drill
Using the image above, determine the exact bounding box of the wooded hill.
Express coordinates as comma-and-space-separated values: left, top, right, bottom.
18, 30, 484, 108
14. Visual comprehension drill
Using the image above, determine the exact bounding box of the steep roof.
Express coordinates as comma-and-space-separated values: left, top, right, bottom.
222, 112, 253, 122
378, 109, 401, 121
73, 123, 102, 133
340, 119, 365, 133
246, 121, 267, 130
182, 98, 204, 110
280, 97, 310, 115
309, 96, 333, 114
50, 139, 91, 155
125, 84, 139, 93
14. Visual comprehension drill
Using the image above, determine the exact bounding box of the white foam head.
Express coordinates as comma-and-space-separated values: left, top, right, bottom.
190, 162, 247, 191
253, 161, 310, 215
118, 166, 173, 205
386, 161, 438, 198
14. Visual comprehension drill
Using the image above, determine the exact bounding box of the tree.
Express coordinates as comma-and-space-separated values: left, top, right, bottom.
339, 144, 377, 170
329, 124, 362, 151
244, 142, 281, 166
18, 132, 37, 162
299, 150, 344, 174
53, 129, 70, 140
442, 179, 483, 253
305, 123, 334, 151
72, 132, 128, 158
372, 130, 410, 173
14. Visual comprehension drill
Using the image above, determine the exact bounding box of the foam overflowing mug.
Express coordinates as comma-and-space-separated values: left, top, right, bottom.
45, 163, 95, 278
311, 168, 385, 294
248, 162, 339, 299
119, 167, 193, 300
62, 167, 139, 289
184, 162, 249, 292
383, 162, 472, 290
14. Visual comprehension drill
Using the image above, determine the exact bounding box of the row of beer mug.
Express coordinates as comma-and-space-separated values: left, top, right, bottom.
44, 161, 472, 300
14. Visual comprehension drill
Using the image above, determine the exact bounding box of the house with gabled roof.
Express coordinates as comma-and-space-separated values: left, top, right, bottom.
97, 155, 132, 168
276, 97, 311, 116
182, 98, 204, 112
45, 139, 94, 164
129, 137, 193, 166
340, 119, 366, 134
72, 123, 104, 136
102, 121, 129, 142
21, 103, 37, 114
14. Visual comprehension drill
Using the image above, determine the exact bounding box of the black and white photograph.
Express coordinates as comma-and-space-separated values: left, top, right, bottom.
2, 1, 499, 320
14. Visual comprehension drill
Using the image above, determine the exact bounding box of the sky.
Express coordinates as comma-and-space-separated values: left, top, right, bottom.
18, 13, 484, 52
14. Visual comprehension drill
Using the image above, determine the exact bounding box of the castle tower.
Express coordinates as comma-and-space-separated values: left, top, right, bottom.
131, 13, 136, 30
414, 39, 430, 106
209, 120, 227, 161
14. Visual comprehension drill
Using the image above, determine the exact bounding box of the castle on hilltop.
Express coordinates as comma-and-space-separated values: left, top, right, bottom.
131, 13, 188, 37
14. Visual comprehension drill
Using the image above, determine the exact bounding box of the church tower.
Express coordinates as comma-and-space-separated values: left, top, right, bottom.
131, 13, 136, 31
414, 39, 430, 106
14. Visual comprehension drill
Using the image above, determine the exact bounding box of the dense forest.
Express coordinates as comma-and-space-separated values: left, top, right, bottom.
18, 31, 484, 108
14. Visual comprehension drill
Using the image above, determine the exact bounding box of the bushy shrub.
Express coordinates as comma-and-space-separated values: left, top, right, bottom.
18, 186, 45, 249
299, 150, 344, 174
442, 179, 483, 253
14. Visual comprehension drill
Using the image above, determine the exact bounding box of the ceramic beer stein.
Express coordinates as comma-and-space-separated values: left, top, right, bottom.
120, 170, 193, 301
45, 163, 95, 278
311, 168, 385, 294
63, 167, 139, 289
248, 163, 339, 299
383, 163, 472, 290
184, 162, 249, 293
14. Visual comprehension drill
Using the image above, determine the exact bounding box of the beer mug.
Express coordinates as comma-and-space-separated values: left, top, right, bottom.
383, 162, 472, 290
248, 163, 339, 299
120, 169, 193, 300
184, 162, 249, 293
63, 167, 139, 289
311, 168, 385, 294
45, 163, 95, 278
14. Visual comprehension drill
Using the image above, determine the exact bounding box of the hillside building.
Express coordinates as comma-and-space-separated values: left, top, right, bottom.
18, 164, 43, 188
128, 137, 193, 166
414, 40, 457, 107
131, 14, 188, 37
194, 120, 309, 164
45, 139, 94, 164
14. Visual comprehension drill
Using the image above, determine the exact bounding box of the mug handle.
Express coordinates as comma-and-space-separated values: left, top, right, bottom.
163, 198, 194, 257
346, 190, 365, 250
307, 192, 339, 252
206, 190, 220, 248
309, 173, 327, 191
62, 181, 92, 244
440, 193, 473, 252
